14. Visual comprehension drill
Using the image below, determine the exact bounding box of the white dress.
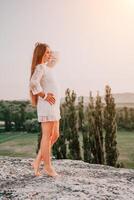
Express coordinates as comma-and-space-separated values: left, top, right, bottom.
29, 63, 61, 122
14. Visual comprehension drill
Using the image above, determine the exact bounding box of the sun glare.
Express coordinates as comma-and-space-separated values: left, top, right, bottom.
125, 0, 134, 6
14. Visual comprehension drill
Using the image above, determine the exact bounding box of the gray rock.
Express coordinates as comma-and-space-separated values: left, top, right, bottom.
0, 156, 134, 200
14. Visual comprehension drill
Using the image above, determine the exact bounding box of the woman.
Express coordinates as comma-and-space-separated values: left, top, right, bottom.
29, 42, 61, 177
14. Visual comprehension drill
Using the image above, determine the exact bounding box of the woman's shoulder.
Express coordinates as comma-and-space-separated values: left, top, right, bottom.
35, 63, 45, 71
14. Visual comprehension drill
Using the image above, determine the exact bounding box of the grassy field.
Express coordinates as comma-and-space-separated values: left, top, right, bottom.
0, 130, 134, 169
0, 132, 38, 158
117, 131, 134, 169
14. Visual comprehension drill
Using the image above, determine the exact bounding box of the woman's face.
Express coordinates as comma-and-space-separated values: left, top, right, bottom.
42, 47, 52, 63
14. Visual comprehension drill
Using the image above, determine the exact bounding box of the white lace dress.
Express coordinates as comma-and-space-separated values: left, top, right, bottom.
29, 63, 61, 122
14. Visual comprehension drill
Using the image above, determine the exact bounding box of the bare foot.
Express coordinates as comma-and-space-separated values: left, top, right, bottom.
31, 161, 41, 176
44, 165, 58, 177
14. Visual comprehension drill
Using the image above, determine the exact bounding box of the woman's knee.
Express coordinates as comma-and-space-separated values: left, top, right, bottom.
41, 121, 53, 139
52, 121, 60, 140
53, 131, 60, 141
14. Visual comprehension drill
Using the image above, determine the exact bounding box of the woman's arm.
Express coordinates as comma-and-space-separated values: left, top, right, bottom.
29, 64, 56, 104
29, 64, 46, 97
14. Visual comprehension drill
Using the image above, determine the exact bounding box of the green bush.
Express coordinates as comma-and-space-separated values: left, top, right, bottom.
24, 119, 39, 133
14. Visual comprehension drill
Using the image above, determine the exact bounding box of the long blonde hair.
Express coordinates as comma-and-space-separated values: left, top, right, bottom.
29, 42, 49, 107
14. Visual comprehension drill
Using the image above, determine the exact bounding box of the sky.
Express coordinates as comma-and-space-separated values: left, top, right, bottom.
0, 0, 134, 100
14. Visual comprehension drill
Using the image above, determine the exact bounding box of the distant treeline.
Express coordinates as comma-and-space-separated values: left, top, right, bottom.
0, 85, 128, 167
0, 90, 133, 133
116, 107, 134, 131
0, 99, 38, 132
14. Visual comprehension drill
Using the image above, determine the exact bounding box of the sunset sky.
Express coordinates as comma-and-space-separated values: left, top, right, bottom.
0, 0, 134, 100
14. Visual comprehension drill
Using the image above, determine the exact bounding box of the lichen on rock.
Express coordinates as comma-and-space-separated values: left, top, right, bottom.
0, 156, 134, 199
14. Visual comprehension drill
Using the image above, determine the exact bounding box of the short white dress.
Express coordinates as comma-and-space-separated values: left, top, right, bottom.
29, 63, 61, 122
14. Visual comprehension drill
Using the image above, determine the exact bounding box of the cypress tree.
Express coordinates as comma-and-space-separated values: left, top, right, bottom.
86, 91, 98, 163
86, 91, 105, 164
65, 88, 81, 160
94, 91, 105, 164
52, 102, 67, 159
104, 85, 119, 167
78, 96, 90, 162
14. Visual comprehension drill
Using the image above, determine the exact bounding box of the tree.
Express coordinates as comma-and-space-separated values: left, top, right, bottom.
86, 91, 103, 164
78, 95, 91, 162
0, 101, 12, 131
94, 92, 104, 164
65, 88, 81, 160
104, 85, 119, 167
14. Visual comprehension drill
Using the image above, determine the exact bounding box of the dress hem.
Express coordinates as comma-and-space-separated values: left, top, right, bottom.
38, 115, 61, 122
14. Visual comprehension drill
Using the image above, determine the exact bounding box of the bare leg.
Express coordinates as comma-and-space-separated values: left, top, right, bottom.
31, 121, 52, 176
50, 121, 60, 146
31, 134, 57, 174
32, 121, 60, 176
36, 139, 55, 162
40, 121, 58, 177
43, 121, 60, 176
35, 120, 59, 160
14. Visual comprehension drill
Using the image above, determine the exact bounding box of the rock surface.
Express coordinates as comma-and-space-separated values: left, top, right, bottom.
0, 156, 134, 200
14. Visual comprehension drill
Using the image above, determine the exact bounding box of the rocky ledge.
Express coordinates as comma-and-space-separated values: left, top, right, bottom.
0, 156, 134, 200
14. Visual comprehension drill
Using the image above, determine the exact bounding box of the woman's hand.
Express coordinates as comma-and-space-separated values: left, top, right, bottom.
45, 93, 56, 105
